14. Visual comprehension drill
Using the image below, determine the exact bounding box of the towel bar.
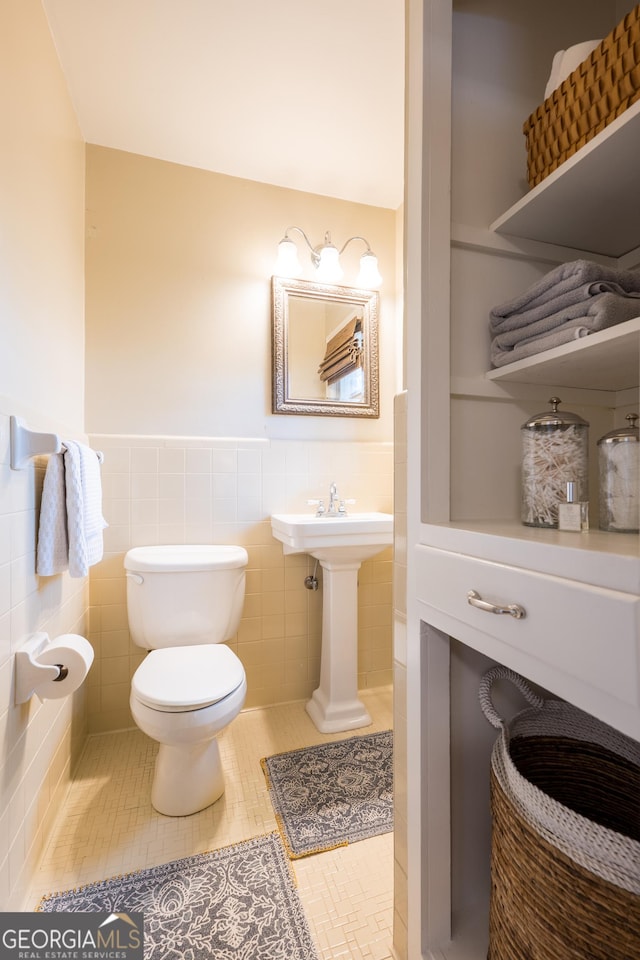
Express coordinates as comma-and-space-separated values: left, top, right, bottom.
9, 416, 104, 470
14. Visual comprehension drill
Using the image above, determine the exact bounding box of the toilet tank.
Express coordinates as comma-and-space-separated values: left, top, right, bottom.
124, 545, 248, 649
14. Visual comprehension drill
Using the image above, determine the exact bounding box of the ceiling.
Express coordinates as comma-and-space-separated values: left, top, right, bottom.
42, 0, 405, 210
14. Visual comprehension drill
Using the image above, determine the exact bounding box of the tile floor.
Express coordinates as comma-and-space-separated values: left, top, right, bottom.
27, 686, 394, 960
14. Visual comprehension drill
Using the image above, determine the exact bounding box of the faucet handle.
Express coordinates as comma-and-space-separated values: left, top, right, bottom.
338, 498, 356, 515
307, 498, 326, 516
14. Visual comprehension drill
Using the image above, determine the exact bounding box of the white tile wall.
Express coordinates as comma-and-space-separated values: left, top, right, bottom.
0, 408, 90, 910
88, 434, 394, 733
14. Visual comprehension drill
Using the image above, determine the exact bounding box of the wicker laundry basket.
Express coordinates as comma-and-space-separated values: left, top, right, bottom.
523, 4, 640, 187
479, 666, 640, 960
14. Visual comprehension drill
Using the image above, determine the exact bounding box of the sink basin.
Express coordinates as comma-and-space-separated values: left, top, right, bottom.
270, 510, 393, 733
270, 511, 393, 564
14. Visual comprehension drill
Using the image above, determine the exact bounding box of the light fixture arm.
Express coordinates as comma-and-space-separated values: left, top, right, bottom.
282, 225, 316, 260
338, 235, 375, 257
281, 226, 337, 268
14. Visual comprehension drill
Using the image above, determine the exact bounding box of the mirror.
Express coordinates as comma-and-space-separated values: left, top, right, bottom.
271, 276, 379, 417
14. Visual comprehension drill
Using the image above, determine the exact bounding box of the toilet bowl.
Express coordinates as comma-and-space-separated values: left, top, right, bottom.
124, 544, 248, 817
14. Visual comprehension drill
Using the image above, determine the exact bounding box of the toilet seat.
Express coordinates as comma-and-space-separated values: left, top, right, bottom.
132, 644, 245, 713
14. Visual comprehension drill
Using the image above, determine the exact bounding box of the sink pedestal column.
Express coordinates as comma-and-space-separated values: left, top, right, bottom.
306, 557, 371, 734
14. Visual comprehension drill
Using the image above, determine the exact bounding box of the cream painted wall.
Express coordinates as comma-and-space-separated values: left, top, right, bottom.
1, 3, 85, 428
0, 0, 87, 909
84, 145, 398, 441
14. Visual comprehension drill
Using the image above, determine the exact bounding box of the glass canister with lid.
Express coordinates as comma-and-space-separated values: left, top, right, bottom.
597, 414, 639, 533
521, 397, 589, 528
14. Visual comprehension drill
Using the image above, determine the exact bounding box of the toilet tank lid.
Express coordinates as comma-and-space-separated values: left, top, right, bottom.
124, 544, 248, 573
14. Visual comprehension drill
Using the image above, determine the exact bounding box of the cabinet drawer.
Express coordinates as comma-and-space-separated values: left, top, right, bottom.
417, 545, 640, 708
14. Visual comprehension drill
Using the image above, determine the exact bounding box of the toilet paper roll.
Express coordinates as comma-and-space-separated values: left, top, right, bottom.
33, 634, 94, 701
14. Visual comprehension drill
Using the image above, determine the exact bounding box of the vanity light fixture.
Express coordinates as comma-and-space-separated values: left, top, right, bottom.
275, 226, 382, 287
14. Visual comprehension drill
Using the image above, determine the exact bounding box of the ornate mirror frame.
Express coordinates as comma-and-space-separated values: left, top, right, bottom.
271, 276, 380, 418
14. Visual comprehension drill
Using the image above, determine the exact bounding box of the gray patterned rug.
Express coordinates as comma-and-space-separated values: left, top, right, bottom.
39, 832, 318, 960
262, 729, 393, 858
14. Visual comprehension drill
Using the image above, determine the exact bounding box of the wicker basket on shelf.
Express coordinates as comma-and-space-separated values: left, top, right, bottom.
523, 3, 640, 187
479, 666, 640, 960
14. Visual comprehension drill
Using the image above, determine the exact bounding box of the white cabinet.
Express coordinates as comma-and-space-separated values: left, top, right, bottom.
405, 1, 640, 958
417, 542, 640, 738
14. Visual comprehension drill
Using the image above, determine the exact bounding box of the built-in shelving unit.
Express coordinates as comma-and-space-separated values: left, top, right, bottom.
488, 91, 640, 394
490, 99, 640, 259
407, 5, 640, 959
408, 4, 640, 960
483, 119, 640, 573
486, 316, 640, 391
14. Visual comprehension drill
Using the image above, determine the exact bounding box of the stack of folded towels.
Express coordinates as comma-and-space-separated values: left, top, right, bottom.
490, 259, 640, 368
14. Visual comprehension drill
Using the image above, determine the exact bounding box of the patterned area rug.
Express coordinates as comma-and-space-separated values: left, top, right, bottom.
262, 729, 393, 858
39, 832, 318, 960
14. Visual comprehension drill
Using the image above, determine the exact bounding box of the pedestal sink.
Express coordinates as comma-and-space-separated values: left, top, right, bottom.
270, 512, 393, 733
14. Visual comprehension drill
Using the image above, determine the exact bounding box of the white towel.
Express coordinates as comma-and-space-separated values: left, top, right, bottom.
37, 441, 108, 578
36, 452, 69, 576
64, 441, 108, 576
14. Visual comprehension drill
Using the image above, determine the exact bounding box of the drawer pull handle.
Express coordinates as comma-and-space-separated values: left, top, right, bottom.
467, 590, 525, 620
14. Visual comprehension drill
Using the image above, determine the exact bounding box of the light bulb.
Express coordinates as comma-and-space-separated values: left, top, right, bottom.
315, 244, 343, 283
275, 237, 302, 277
357, 251, 382, 287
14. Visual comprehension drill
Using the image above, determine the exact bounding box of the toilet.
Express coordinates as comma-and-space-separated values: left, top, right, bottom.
124, 544, 248, 817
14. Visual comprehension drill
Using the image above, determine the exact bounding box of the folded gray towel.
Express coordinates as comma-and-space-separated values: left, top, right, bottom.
490, 259, 640, 334
491, 292, 640, 368
492, 288, 640, 351
491, 324, 586, 367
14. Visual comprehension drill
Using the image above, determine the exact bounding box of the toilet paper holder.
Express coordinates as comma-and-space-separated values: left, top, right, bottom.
15, 632, 86, 703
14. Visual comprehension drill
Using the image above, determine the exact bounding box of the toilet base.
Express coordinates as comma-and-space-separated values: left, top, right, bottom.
151, 738, 225, 816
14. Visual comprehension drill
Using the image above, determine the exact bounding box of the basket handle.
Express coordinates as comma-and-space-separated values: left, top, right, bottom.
479, 666, 545, 728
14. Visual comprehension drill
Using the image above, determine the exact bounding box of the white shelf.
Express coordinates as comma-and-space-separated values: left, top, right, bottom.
421, 520, 640, 593
486, 316, 640, 391
490, 100, 640, 259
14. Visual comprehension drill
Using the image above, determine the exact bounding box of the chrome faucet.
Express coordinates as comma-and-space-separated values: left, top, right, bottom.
308, 482, 353, 517
328, 481, 339, 515
328, 482, 352, 516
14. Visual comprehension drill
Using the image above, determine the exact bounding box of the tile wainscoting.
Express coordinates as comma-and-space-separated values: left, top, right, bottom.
88, 434, 394, 733
0, 409, 89, 909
